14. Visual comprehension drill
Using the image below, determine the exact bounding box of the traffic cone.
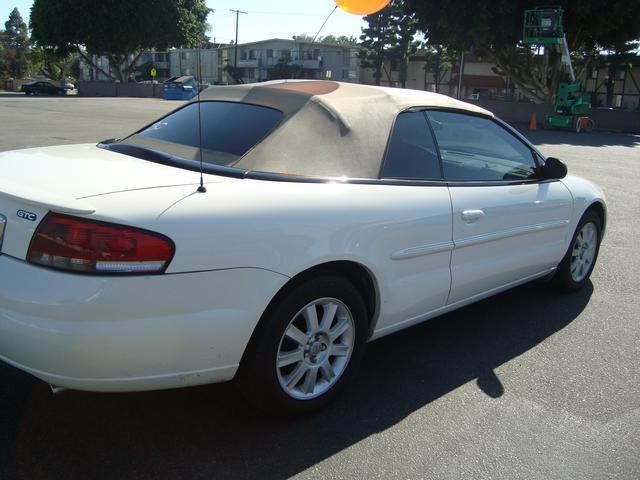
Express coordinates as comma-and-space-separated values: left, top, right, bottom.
529, 112, 537, 130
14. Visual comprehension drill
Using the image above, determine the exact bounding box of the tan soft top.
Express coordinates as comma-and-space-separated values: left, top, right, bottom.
197, 80, 494, 179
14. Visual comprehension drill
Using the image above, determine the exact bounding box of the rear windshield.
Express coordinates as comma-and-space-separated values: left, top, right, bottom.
118, 101, 283, 168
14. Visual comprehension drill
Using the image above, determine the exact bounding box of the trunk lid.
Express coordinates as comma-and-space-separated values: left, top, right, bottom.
0, 143, 235, 260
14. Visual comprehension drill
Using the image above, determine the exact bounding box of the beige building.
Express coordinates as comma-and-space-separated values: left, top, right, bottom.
583, 56, 640, 111
359, 52, 510, 100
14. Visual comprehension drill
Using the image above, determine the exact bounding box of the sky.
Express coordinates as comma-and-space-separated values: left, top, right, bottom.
1, 0, 368, 43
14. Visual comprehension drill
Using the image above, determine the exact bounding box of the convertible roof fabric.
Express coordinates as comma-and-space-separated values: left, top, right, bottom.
198, 80, 494, 179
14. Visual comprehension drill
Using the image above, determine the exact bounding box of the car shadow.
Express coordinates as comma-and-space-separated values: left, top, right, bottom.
0, 281, 592, 480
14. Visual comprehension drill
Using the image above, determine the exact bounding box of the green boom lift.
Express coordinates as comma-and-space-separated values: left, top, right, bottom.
523, 7, 594, 132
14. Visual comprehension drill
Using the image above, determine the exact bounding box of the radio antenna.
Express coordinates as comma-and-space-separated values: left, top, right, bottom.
196, 42, 206, 193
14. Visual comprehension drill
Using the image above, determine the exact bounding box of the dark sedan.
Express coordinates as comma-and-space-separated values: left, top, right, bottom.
21, 81, 68, 95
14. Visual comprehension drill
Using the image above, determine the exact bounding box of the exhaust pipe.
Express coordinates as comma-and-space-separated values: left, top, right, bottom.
49, 384, 67, 395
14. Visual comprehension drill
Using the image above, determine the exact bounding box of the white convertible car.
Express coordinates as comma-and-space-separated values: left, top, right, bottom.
0, 80, 605, 413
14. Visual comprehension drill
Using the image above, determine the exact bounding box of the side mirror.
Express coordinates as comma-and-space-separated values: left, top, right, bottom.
541, 157, 567, 179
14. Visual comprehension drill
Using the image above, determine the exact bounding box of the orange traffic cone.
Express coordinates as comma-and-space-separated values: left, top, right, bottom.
529, 112, 537, 130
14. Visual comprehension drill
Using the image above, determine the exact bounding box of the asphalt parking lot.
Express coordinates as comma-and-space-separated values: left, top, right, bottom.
1, 94, 639, 480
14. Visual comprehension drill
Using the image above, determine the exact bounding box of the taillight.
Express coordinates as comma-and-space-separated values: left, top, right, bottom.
27, 213, 175, 274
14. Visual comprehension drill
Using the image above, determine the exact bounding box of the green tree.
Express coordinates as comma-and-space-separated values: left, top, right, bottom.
268, 57, 303, 80
0, 30, 6, 78
389, 4, 419, 88
321, 35, 359, 46
422, 45, 455, 93
293, 34, 359, 46
3, 8, 29, 78
223, 64, 244, 84
26, 47, 81, 81
405, 0, 640, 103
293, 34, 316, 42
30, 0, 210, 82
359, 0, 418, 87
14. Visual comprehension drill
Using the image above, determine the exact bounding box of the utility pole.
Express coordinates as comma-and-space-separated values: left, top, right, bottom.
229, 9, 247, 67
457, 51, 465, 99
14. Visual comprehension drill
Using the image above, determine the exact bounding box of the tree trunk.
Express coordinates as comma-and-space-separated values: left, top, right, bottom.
488, 51, 547, 104
124, 51, 144, 81
77, 50, 115, 81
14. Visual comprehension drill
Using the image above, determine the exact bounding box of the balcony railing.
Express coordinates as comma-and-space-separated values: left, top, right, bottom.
237, 59, 260, 68
301, 59, 321, 69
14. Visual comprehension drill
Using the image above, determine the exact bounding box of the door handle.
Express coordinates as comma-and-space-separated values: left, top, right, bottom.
461, 209, 485, 223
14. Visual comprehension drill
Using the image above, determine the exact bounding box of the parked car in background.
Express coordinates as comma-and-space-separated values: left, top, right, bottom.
163, 75, 199, 100
20, 81, 70, 95
0, 80, 606, 414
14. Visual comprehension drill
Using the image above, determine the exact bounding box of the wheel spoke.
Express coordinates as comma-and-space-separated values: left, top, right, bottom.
571, 262, 579, 275
285, 324, 309, 346
276, 297, 355, 399
301, 367, 319, 394
286, 363, 309, 388
329, 317, 350, 342
320, 361, 335, 381
303, 305, 319, 333
331, 343, 350, 357
278, 348, 304, 368
320, 302, 338, 331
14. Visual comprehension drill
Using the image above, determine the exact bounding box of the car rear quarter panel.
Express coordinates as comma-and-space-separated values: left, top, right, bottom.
144, 178, 454, 331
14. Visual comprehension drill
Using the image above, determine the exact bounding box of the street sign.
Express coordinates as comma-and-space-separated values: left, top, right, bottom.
150, 67, 157, 78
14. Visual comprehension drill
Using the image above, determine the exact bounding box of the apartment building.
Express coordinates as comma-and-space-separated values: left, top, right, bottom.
217, 38, 360, 84
168, 48, 219, 84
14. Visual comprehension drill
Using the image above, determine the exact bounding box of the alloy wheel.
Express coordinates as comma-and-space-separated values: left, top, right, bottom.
276, 297, 355, 400
570, 222, 597, 282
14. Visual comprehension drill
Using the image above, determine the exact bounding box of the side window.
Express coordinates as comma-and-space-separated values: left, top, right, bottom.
427, 111, 537, 182
381, 111, 442, 180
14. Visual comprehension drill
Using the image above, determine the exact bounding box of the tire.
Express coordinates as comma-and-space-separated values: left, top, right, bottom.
553, 209, 602, 292
585, 119, 595, 132
236, 275, 368, 415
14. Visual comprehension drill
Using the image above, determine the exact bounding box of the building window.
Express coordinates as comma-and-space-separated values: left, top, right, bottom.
614, 95, 622, 108
281, 49, 291, 60
342, 51, 351, 67
249, 50, 256, 60
267, 49, 273, 58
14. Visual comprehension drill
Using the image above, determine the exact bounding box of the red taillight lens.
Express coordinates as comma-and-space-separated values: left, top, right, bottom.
27, 213, 175, 274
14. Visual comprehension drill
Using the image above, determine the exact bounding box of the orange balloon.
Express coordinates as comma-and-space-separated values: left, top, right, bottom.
335, 0, 391, 15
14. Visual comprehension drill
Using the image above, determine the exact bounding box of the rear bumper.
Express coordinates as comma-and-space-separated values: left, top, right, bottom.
0, 255, 288, 391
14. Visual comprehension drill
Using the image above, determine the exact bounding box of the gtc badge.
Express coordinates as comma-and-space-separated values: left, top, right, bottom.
17, 210, 37, 222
